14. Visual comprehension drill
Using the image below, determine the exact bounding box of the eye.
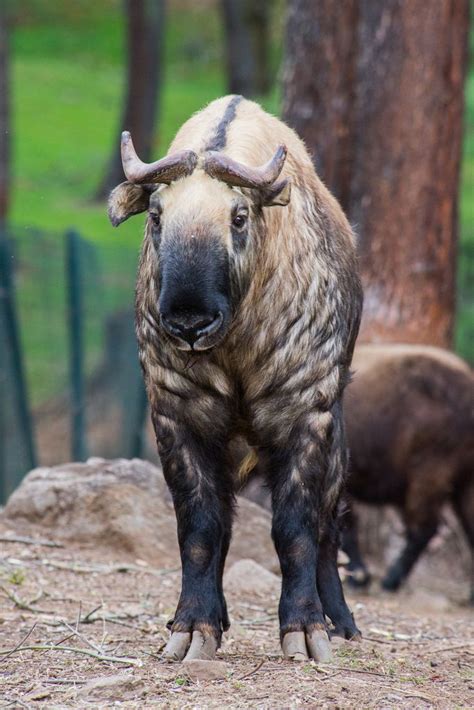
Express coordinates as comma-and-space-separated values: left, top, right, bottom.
150, 211, 161, 228
232, 214, 247, 230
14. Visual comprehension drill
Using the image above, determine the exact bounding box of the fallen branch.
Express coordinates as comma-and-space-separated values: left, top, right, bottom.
60, 620, 104, 654
0, 644, 141, 665
332, 665, 395, 679
39, 559, 179, 577
43, 679, 87, 685
0, 585, 49, 614
239, 615, 277, 626
238, 659, 266, 680
0, 623, 37, 663
425, 642, 474, 655
0, 535, 63, 548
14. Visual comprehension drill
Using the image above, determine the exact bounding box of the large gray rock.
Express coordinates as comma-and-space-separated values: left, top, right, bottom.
224, 559, 280, 598
3, 458, 278, 571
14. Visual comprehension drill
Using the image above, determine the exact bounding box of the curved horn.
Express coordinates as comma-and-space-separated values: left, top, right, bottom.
121, 131, 198, 184
203, 144, 287, 189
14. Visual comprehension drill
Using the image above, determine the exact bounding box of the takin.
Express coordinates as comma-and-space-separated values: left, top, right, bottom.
108, 95, 363, 662
342, 344, 474, 603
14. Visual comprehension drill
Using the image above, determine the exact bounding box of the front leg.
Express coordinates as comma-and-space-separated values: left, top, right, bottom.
153, 411, 234, 661
267, 408, 359, 660
266, 420, 332, 662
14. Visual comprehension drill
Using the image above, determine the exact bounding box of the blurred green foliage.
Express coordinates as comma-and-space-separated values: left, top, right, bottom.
7, 1, 473, 408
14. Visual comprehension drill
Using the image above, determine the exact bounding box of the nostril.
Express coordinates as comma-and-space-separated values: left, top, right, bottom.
160, 311, 222, 343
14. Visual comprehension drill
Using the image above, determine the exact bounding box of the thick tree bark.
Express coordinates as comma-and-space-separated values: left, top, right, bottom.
97, 0, 166, 199
283, 0, 469, 348
0, 2, 10, 225
221, 0, 271, 97
283, 0, 358, 207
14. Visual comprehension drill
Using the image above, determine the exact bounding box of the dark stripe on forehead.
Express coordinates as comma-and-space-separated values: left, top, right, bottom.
205, 95, 243, 152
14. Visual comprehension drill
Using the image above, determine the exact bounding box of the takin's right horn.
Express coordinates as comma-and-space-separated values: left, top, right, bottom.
121, 131, 198, 185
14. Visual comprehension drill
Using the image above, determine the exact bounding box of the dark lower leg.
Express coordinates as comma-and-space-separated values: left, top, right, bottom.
340, 499, 371, 587
171, 498, 232, 641
271, 485, 326, 638
155, 420, 234, 646
453, 489, 474, 604
382, 523, 437, 591
217, 525, 232, 631
318, 513, 360, 638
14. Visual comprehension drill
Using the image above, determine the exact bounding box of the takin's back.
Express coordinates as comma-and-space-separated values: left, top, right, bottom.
169, 95, 357, 254
346, 344, 474, 505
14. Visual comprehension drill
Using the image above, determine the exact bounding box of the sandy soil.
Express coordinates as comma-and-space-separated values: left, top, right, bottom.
0, 532, 473, 709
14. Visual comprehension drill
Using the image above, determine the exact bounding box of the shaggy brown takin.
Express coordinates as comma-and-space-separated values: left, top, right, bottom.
342, 344, 474, 603
108, 95, 363, 662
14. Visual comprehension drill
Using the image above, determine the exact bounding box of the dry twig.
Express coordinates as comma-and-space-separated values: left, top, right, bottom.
238, 659, 266, 680
0, 623, 37, 663
39, 559, 179, 577
0, 643, 140, 665
0, 535, 63, 548
0, 585, 49, 614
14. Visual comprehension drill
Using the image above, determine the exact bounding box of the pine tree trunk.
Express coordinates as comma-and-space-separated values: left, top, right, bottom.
283, 0, 469, 347
221, 0, 256, 97
283, 0, 358, 207
0, 3, 10, 225
221, 0, 271, 97
96, 0, 166, 199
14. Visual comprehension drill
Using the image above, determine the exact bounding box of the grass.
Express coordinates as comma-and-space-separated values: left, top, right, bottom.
6, 1, 474, 407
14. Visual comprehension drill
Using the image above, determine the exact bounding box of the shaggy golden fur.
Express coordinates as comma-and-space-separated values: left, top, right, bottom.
110, 95, 363, 660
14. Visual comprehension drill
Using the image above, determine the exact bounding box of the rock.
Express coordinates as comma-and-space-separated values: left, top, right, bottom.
2, 458, 278, 571
224, 559, 280, 597
78, 673, 145, 701
182, 659, 230, 682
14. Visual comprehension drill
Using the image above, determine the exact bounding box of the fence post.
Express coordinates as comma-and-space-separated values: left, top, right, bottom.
131, 380, 148, 458
0, 229, 36, 501
66, 229, 87, 461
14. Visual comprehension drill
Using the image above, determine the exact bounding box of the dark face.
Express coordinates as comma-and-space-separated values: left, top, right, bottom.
149, 175, 252, 352
108, 165, 291, 352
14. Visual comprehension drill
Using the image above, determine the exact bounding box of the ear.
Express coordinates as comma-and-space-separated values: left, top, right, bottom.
107, 182, 151, 227
261, 178, 291, 207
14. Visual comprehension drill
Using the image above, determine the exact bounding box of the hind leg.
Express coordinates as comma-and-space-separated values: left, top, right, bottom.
317, 416, 360, 639
453, 481, 474, 605
383, 470, 443, 591
340, 497, 371, 588
382, 521, 438, 590
318, 506, 361, 639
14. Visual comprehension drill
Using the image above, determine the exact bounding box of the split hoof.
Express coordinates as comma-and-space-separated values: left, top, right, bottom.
184, 631, 218, 661
346, 567, 371, 588
306, 628, 332, 662
282, 627, 332, 663
281, 631, 309, 661
162, 630, 218, 662
162, 631, 191, 661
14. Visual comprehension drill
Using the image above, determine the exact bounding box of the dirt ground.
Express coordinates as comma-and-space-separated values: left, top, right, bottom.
0, 530, 473, 709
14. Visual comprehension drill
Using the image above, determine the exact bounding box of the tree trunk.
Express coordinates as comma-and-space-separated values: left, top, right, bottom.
221, 0, 271, 97
246, 0, 272, 95
96, 0, 166, 199
282, 0, 358, 207
0, 2, 10, 226
283, 0, 469, 348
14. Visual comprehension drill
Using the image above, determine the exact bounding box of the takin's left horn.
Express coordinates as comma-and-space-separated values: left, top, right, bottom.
203, 144, 287, 189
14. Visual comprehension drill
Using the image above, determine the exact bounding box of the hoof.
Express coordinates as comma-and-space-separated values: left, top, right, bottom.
282, 627, 332, 663
162, 630, 218, 662
331, 626, 362, 641
381, 576, 401, 592
346, 567, 371, 588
